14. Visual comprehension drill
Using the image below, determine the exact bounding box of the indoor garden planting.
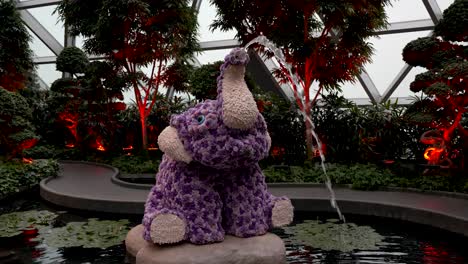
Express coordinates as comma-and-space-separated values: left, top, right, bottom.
0, 0, 467, 263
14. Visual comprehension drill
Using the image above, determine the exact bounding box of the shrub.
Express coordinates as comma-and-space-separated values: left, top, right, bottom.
0, 159, 59, 198
264, 163, 392, 190
0, 88, 38, 158
109, 155, 160, 174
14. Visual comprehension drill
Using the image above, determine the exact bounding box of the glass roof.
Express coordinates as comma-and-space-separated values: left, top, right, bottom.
27, 28, 55, 57
385, 0, 430, 23
197, 0, 236, 42
365, 30, 431, 94
16, 0, 454, 105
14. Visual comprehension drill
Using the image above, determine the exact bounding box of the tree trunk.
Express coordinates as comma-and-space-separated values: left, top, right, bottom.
140, 115, 148, 150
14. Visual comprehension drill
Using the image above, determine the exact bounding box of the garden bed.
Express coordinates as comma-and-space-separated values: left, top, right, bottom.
0, 159, 59, 201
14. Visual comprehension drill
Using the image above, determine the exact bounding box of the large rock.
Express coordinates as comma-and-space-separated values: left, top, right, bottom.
125, 225, 286, 264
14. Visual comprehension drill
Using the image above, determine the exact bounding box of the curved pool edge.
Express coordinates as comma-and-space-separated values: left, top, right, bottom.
40, 161, 468, 237
113, 175, 468, 201
290, 198, 468, 237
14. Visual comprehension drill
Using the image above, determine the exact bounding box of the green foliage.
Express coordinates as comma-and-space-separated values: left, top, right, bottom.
434, 0, 468, 42
0, 88, 38, 157
0, 0, 35, 91
264, 163, 392, 191
56, 47, 89, 74
23, 145, 62, 159
0, 210, 58, 237
283, 219, 385, 252
311, 93, 424, 163
189, 61, 223, 101
42, 219, 130, 249
109, 155, 160, 174
254, 90, 306, 165
0, 159, 59, 198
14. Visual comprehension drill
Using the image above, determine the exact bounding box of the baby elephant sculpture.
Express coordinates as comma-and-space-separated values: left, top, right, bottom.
143, 48, 294, 245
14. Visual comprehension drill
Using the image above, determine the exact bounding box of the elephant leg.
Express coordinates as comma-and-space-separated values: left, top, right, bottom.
222, 167, 271, 237
143, 167, 224, 245
221, 166, 293, 238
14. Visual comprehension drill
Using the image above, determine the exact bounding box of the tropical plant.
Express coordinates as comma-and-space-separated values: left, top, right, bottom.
254, 89, 306, 165
211, 0, 390, 158
0, 0, 35, 91
403, 0, 468, 168
311, 93, 426, 163
0, 88, 38, 158
56, 0, 200, 150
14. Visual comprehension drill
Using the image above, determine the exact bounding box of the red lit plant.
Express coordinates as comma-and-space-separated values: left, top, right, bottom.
211, 0, 390, 158
56, 0, 198, 150
49, 47, 128, 152
0, 88, 38, 160
403, 0, 468, 168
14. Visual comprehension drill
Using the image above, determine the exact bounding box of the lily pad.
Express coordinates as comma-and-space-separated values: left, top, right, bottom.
0, 210, 58, 237
282, 219, 385, 252
41, 219, 130, 249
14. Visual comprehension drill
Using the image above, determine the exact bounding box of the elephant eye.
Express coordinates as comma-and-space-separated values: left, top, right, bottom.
196, 115, 205, 124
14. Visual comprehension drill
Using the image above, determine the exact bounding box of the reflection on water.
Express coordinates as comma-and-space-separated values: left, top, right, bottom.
0, 197, 467, 264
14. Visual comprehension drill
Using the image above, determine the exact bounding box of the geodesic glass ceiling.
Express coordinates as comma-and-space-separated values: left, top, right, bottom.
15, 0, 455, 104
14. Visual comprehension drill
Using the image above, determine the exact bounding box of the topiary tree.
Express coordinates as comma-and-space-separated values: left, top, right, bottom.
49, 51, 128, 152
56, 0, 199, 150
189, 61, 223, 101
0, 0, 35, 92
403, 0, 468, 168
210, 0, 389, 158
56, 47, 89, 75
0, 87, 38, 159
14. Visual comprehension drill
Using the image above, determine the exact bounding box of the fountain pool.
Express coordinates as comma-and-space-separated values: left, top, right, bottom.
0, 192, 466, 264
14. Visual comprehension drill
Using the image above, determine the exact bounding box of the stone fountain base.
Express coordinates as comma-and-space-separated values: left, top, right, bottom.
125, 225, 286, 264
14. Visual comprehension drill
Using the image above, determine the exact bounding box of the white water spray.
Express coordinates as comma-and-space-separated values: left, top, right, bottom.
245, 35, 345, 222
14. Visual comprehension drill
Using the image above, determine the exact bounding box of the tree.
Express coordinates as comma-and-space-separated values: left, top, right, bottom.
49, 48, 128, 152
403, 0, 468, 168
0, 0, 35, 91
56, 0, 199, 149
56, 47, 89, 75
0, 88, 38, 159
210, 0, 389, 158
189, 61, 223, 101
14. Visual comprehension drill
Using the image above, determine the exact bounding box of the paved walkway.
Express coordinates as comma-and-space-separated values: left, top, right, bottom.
40, 161, 468, 236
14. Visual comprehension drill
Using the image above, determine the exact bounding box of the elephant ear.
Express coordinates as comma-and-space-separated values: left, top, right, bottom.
219, 49, 259, 130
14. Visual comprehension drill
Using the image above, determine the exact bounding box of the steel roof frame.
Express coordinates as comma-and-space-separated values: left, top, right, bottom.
16, 0, 443, 104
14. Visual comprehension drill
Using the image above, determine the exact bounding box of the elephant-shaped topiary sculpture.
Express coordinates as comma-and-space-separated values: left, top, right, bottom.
143, 48, 294, 245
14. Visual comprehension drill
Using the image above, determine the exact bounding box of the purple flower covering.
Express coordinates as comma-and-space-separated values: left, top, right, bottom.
143, 48, 290, 244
